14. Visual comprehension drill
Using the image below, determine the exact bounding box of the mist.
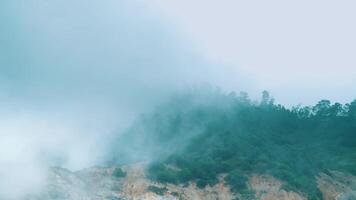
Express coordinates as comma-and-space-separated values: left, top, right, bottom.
3, 0, 354, 199
0, 0, 245, 198
146, 0, 356, 107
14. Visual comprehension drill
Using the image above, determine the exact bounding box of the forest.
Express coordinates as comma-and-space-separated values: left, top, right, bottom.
112, 88, 356, 199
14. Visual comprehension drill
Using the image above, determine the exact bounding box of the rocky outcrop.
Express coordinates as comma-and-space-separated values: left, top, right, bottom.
248, 175, 306, 200
317, 171, 356, 200
28, 165, 356, 200
118, 164, 235, 200
28, 164, 235, 200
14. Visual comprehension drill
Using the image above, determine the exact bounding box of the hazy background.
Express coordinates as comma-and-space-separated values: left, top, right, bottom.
0, 0, 240, 198
149, 0, 356, 105
0, 0, 355, 198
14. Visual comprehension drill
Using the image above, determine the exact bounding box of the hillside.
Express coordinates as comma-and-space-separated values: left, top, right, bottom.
28, 89, 356, 200
29, 164, 356, 200
111, 88, 356, 199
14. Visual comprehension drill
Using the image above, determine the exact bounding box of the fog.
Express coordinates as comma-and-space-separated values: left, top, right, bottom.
0, 0, 245, 198
150, 0, 356, 105
1, 0, 354, 199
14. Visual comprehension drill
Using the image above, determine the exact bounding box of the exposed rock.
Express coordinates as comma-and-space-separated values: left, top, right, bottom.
28, 164, 235, 200
118, 165, 235, 200
248, 175, 306, 200
27, 166, 356, 200
317, 171, 356, 200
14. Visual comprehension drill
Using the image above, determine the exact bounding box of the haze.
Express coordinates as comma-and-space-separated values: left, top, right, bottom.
0, 0, 355, 199
150, 0, 356, 105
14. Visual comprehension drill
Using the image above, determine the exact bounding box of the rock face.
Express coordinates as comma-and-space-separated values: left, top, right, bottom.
28, 164, 235, 200
249, 175, 306, 200
317, 171, 356, 200
28, 165, 356, 200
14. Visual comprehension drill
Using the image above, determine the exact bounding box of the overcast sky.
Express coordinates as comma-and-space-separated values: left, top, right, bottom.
147, 0, 356, 105
1, 0, 355, 106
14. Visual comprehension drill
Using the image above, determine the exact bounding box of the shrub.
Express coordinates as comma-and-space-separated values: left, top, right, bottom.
147, 185, 168, 195
112, 168, 126, 178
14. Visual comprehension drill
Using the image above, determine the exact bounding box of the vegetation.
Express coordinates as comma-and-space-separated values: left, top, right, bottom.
115, 88, 356, 199
147, 185, 168, 195
112, 167, 126, 178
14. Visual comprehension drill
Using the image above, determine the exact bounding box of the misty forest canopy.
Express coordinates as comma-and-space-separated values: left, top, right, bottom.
111, 87, 356, 199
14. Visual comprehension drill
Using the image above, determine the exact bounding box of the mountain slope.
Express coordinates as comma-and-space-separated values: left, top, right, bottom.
29, 164, 356, 200
112, 89, 356, 199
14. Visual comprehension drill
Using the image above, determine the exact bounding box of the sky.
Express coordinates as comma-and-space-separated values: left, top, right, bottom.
0, 0, 355, 198
147, 0, 356, 105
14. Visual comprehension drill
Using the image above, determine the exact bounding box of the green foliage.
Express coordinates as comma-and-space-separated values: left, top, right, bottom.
171, 192, 179, 197
112, 168, 126, 178
147, 185, 168, 195
225, 170, 248, 192
115, 88, 356, 199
